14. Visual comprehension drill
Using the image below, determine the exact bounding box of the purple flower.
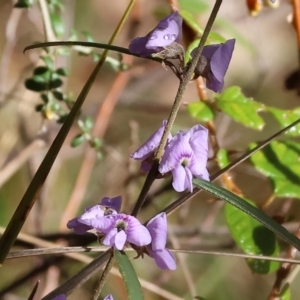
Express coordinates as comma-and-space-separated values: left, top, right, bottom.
131, 120, 172, 172
92, 214, 152, 250
129, 11, 182, 57
67, 196, 122, 234
104, 295, 114, 300
51, 295, 66, 300
146, 213, 176, 270
159, 125, 209, 192
191, 39, 235, 93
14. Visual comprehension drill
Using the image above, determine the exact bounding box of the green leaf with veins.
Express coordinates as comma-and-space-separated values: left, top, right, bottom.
215, 86, 265, 130
250, 140, 300, 198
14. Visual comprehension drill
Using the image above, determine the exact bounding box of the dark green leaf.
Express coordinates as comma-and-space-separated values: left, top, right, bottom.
52, 90, 64, 101
49, 78, 63, 89
14, 0, 34, 8
214, 86, 265, 130
216, 148, 230, 169
188, 101, 214, 122
34, 66, 49, 75
40, 93, 49, 103
25, 78, 47, 92
71, 134, 85, 147
192, 178, 300, 251
268, 106, 300, 136
35, 104, 44, 112
114, 250, 143, 300
55, 67, 68, 76
250, 141, 300, 198
225, 200, 280, 274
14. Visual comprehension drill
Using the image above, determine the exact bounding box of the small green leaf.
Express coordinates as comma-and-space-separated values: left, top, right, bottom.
225, 200, 280, 274
90, 137, 102, 149
40, 93, 49, 103
280, 283, 291, 300
49, 78, 63, 89
40, 56, 54, 70
35, 104, 44, 112
82, 31, 95, 43
178, 0, 208, 14
192, 178, 300, 251
268, 106, 300, 136
33, 66, 49, 75
52, 90, 64, 101
55, 67, 68, 76
215, 86, 265, 130
188, 101, 214, 122
50, 12, 64, 38
25, 78, 47, 92
216, 148, 230, 169
84, 116, 94, 131
71, 134, 85, 147
14, 0, 34, 8
250, 141, 300, 198
115, 250, 143, 300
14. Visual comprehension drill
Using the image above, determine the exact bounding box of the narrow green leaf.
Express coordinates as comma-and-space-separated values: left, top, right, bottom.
268, 106, 300, 136
192, 178, 300, 251
114, 250, 143, 300
215, 86, 265, 130
250, 141, 300, 198
188, 101, 214, 122
280, 283, 291, 300
225, 200, 280, 274
50, 12, 64, 38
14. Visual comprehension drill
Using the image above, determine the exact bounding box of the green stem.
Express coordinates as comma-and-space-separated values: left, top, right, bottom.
0, 0, 136, 265
91, 251, 115, 300
131, 0, 223, 217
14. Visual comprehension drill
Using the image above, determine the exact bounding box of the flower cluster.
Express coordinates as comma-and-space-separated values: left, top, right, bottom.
131, 122, 209, 192
67, 196, 176, 270
128, 11, 235, 93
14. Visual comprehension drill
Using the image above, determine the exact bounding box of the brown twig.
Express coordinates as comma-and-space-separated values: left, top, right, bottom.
267, 225, 300, 300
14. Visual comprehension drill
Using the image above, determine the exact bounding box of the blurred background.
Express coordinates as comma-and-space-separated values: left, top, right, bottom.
1, 0, 300, 299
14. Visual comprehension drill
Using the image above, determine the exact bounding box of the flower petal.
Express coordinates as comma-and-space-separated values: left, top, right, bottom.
146, 12, 182, 49
90, 216, 115, 233
159, 131, 193, 174
126, 216, 152, 246
104, 295, 114, 300
146, 212, 167, 250
67, 218, 92, 235
114, 230, 127, 250
171, 165, 193, 192
129, 12, 182, 57
100, 196, 122, 213
131, 120, 169, 161
51, 295, 67, 300
102, 227, 118, 247
147, 248, 176, 270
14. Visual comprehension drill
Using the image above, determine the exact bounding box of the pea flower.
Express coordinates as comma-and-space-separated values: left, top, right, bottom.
91, 214, 151, 250
191, 39, 235, 93
159, 125, 209, 192
131, 120, 172, 172
129, 11, 182, 57
67, 196, 122, 234
104, 295, 114, 300
146, 213, 176, 270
